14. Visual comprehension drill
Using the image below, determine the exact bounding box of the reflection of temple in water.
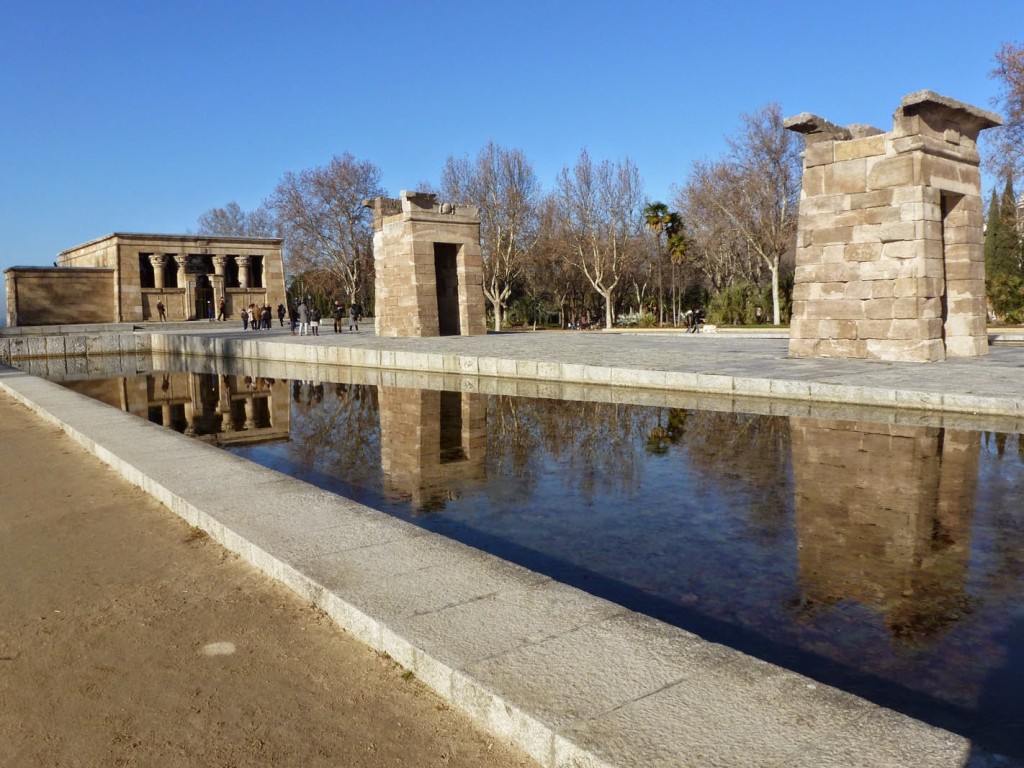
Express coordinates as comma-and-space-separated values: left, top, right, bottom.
377, 387, 487, 510
63, 373, 290, 447
790, 418, 978, 643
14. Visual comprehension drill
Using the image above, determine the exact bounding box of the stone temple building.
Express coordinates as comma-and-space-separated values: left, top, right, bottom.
785, 91, 1002, 362
364, 191, 487, 337
5, 233, 287, 327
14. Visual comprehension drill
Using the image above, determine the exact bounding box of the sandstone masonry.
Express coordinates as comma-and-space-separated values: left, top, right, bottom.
785, 91, 1002, 362
365, 191, 487, 337
5, 233, 286, 326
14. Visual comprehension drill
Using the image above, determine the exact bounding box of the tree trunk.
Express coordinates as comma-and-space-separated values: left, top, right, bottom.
671, 262, 677, 326
771, 257, 781, 325
658, 266, 664, 325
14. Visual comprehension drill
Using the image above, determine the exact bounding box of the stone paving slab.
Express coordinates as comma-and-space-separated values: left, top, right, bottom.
1, 360, 1018, 767
127, 326, 1024, 417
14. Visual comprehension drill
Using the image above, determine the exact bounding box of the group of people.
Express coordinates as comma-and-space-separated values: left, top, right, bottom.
289, 300, 362, 336
241, 303, 283, 331
567, 316, 594, 330
153, 295, 364, 334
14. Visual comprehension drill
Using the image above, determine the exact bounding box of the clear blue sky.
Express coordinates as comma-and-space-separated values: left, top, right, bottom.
1, 0, 1019, 320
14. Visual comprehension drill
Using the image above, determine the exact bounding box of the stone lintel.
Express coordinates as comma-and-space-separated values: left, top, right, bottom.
367, 192, 480, 232
5, 266, 115, 274
897, 90, 1003, 133
400, 190, 479, 219
784, 113, 853, 141
363, 197, 404, 231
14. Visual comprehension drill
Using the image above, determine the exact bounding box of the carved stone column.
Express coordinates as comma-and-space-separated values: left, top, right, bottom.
212, 254, 228, 277
149, 254, 168, 289
172, 254, 192, 318
237, 255, 251, 289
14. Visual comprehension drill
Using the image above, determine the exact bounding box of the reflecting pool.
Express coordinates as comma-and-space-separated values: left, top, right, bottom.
22, 354, 1024, 758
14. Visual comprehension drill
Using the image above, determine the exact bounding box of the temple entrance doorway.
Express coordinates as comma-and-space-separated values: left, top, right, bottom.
434, 243, 461, 336
194, 274, 213, 320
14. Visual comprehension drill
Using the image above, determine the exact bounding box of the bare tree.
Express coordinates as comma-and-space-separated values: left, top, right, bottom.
989, 41, 1024, 182
440, 142, 540, 331
195, 201, 276, 237
674, 103, 800, 324
676, 172, 761, 291
556, 149, 645, 329
268, 153, 384, 307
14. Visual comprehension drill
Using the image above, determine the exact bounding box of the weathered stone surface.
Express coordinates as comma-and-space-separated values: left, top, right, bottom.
367, 191, 487, 338
834, 134, 885, 161
804, 141, 834, 167
867, 155, 916, 189
786, 92, 1000, 362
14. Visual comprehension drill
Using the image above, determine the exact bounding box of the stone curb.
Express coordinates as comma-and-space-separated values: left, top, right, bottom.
143, 333, 1024, 418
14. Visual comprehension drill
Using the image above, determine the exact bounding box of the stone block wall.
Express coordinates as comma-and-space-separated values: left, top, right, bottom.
367, 191, 487, 337
785, 91, 1001, 362
4, 267, 116, 326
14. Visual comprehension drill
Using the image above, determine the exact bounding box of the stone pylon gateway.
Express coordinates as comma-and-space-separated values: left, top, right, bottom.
364, 191, 487, 337
785, 91, 1002, 362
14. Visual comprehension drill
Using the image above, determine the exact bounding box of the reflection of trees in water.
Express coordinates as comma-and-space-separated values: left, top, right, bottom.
680, 411, 792, 540
979, 431, 1024, 598
644, 408, 688, 454
485, 396, 649, 504
288, 381, 381, 481
484, 398, 792, 530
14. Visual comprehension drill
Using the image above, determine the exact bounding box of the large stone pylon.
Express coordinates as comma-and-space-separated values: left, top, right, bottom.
785, 91, 1002, 362
364, 191, 487, 337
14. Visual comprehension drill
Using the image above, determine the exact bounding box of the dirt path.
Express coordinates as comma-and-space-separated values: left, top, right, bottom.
0, 392, 536, 768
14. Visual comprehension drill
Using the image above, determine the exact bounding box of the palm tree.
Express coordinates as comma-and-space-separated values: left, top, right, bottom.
666, 224, 687, 325
644, 202, 671, 323
643, 202, 685, 325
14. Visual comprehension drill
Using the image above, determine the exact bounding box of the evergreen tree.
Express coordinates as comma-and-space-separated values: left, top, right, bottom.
994, 177, 1022, 276
984, 188, 1001, 271
986, 177, 1024, 322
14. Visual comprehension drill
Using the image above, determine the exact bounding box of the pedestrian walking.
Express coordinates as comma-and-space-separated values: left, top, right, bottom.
333, 300, 343, 333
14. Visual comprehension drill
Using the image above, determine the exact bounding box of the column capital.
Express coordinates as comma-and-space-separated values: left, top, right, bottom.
149, 253, 168, 289
236, 255, 251, 289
